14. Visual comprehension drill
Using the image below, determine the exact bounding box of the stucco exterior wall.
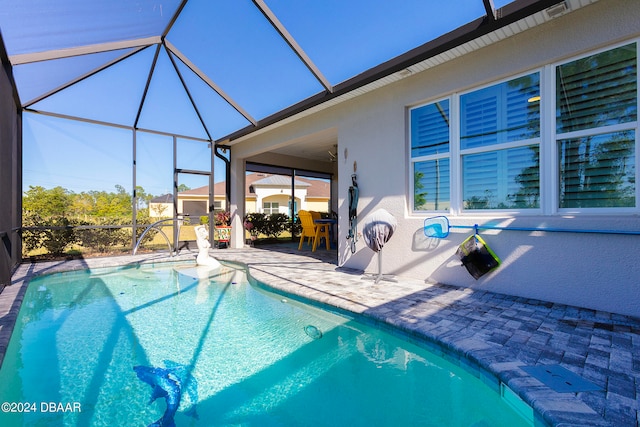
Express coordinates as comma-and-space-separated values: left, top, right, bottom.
231, 0, 640, 317
305, 199, 330, 213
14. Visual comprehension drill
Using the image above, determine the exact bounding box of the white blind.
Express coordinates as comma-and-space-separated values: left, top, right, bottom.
461, 73, 540, 150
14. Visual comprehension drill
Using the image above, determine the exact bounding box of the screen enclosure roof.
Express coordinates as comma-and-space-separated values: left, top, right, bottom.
0, 0, 580, 143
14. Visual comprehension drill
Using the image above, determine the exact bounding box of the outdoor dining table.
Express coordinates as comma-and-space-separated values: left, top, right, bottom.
313, 218, 336, 250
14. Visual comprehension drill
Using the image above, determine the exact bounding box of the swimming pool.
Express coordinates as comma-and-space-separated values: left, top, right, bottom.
0, 261, 535, 426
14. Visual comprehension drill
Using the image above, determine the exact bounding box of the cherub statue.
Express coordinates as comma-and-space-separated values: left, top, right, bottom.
194, 225, 221, 268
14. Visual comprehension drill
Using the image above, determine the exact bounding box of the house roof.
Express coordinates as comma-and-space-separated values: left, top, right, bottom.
176, 173, 329, 199
0, 0, 577, 143
149, 193, 173, 203
250, 174, 310, 188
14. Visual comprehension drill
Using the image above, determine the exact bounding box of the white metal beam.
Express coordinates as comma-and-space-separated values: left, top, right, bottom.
9, 36, 162, 65
23, 46, 149, 108
252, 0, 334, 93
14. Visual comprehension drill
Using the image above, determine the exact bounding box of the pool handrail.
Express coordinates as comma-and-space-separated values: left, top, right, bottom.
133, 215, 187, 256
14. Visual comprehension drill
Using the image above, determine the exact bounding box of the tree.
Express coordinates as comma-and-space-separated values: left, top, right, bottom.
23, 186, 72, 217
135, 186, 152, 210
413, 171, 428, 210
88, 185, 132, 218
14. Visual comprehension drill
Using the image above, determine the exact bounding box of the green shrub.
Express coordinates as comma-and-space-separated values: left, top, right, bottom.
134, 216, 161, 247
264, 213, 289, 238
22, 213, 78, 256
76, 218, 130, 253
244, 213, 292, 239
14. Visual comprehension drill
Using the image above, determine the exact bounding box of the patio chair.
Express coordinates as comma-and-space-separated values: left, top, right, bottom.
298, 210, 329, 251
310, 211, 330, 251
298, 210, 316, 250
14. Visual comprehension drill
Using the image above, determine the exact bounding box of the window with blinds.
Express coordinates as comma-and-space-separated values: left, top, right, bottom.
410, 100, 450, 211
411, 100, 450, 157
413, 159, 450, 211
462, 146, 540, 209
408, 42, 637, 214
460, 73, 540, 209
557, 43, 637, 209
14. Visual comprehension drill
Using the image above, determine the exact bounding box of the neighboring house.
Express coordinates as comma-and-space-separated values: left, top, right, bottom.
148, 173, 330, 219
245, 173, 330, 215
148, 194, 173, 218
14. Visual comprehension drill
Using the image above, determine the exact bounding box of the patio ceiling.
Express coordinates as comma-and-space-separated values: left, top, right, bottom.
0, 0, 577, 145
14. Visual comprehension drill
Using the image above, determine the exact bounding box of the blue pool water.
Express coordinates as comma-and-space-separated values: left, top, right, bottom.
0, 262, 535, 426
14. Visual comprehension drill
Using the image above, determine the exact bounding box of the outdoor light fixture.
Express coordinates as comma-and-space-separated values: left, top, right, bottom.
528, 95, 541, 103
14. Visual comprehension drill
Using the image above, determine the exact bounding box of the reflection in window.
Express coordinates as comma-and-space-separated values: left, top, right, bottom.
461, 73, 540, 149
556, 43, 637, 209
460, 73, 540, 210
413, 160, 450, 211
557, 43, 637, 133
463, 146, 540, 209
411, 100, 449, 157
559, 131, 635, 208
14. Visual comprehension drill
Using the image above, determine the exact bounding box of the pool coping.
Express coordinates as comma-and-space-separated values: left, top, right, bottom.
2, 247, 639, 426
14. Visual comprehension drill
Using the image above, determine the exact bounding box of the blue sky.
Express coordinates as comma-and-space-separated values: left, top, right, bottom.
12, 0, 512, 196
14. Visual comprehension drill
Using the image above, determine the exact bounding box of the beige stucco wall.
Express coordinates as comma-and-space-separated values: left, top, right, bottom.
245, 199, 257, 213
230, 0, 640, 317
305, 199, 330, 213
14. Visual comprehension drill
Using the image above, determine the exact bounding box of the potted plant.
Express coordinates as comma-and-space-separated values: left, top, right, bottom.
213, 211, 232, 247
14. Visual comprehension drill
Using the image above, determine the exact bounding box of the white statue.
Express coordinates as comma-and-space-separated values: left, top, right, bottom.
194, 225, 221, 268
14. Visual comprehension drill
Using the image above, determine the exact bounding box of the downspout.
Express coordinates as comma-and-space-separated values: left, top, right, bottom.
214, 145, 231, 210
